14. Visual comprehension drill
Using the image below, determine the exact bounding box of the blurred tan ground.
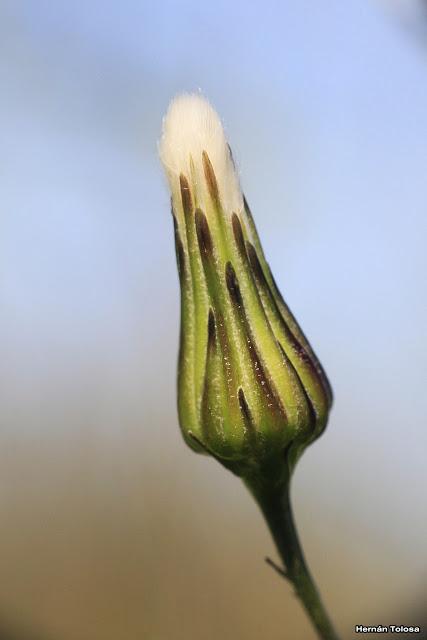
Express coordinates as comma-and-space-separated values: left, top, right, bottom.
0, 383, 423, 640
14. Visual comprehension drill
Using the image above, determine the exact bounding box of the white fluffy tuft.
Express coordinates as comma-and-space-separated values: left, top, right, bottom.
159, 94, 243, 214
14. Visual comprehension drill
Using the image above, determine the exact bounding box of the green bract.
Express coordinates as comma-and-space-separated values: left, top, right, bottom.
161, 95, 332, 485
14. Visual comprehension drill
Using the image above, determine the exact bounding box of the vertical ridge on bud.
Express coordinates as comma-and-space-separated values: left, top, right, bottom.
227, 210, 315, 446
224, 260, 288, 444
172, 213, 185, 281
243, 196, 333, 407
176, 172, 210, 450
179, 174, 193, 217
160, 94, 332, 478
195, 208, 214, 259
202, 150, 221, 208
245, 239, 330, 437
207, 308, 216, 348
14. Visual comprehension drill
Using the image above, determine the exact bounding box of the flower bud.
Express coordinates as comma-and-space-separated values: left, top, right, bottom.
159, 95, 332, 482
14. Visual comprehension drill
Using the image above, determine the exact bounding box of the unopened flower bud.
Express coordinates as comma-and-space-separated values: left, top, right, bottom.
159, 94, 332, 483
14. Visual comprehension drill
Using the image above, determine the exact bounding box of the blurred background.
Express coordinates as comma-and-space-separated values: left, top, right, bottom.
1, 1, 427, 639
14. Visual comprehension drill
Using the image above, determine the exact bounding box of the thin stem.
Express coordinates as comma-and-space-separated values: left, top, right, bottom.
249, 480, 340, 640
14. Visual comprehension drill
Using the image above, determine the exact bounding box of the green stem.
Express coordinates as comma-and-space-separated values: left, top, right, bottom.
249, 480, 340, 640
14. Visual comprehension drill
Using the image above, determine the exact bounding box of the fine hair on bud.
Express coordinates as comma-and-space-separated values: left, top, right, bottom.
159, 93, 243, 216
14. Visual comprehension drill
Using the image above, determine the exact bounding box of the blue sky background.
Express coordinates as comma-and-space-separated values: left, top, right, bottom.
1, 2, 426, 638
